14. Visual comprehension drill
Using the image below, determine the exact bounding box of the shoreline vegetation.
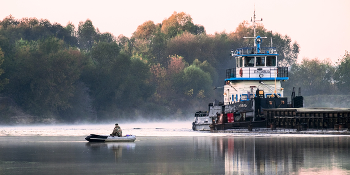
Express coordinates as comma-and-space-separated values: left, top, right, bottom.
2, 95, 349, 125
0, 13, 349, 124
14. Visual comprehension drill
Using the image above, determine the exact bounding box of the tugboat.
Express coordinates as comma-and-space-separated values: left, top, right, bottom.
192, 10, 303, 131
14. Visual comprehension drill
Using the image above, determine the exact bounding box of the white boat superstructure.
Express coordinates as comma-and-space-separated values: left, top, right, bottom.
223, 53, 288, 105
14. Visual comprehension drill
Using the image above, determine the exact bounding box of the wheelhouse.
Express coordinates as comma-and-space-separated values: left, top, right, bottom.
223, 36, 289, 105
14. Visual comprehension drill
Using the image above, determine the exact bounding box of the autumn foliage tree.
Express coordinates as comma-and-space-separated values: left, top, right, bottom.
132, 20, 156, 40
161, 12, 205, 38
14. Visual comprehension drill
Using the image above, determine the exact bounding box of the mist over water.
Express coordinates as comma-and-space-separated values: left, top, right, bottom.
0, 121, 221, 137
2, 121, 350, 137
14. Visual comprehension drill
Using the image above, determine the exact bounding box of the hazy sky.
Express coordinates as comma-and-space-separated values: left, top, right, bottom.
1, 0, 349, 63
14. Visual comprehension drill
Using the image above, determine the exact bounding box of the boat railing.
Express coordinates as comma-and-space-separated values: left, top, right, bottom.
226, 67, 288, 79
234, 47, 277, 55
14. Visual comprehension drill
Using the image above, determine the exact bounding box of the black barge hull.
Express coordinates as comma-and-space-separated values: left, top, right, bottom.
211, 107, 350, 131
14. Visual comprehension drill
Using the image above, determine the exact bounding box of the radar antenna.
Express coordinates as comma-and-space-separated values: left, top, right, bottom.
243, 6, 266, 54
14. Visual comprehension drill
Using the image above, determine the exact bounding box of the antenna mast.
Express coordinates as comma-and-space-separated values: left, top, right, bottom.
251, 5, 263, 46
243, 6, 266, 53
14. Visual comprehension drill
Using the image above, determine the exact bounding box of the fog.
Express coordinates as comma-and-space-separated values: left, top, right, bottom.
303, 95, 350, 108
2, 121, 349, 137
0, 121, 220, 137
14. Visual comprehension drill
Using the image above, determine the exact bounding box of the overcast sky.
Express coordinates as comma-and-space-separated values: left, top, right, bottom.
1, 0, 349, 63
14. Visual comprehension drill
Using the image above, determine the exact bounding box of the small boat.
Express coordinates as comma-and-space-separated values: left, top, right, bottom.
85, 134, 136, 142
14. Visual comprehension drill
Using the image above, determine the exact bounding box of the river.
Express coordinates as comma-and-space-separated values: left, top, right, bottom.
0, 122, 349, 174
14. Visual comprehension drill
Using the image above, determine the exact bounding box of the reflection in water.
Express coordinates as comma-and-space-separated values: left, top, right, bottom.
1, 136, 350, 174
85, 142, 135, 161
205, 137, 350, 174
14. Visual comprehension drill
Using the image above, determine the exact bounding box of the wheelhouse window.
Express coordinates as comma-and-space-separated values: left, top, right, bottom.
266, 56, 277, 66
256, 57, 265, 66
244, 57, 254, 67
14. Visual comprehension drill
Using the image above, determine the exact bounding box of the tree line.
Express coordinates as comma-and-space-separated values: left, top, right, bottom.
283, 51, 350, 96
0, 12, 347, 124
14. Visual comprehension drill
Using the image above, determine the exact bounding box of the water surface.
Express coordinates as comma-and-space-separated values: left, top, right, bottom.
0, 136, 349, 174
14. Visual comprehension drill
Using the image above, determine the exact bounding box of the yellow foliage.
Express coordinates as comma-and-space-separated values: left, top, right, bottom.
161, 11, 192, 34
196, 90, 205, 98
133, 20, 156, 40
186, 89, 193, 96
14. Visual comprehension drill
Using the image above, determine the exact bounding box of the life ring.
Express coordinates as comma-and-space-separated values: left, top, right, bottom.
239, 68, 243, 77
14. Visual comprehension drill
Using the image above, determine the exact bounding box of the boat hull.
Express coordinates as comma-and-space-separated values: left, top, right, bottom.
85, 134, 136, 142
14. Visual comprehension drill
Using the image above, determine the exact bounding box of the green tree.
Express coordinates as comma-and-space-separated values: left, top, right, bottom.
192, 59, 217, 87
117, 34, 133, 56
82, 42, 153, 118
116, 58, 155, 108
77, 19, 96, 51
5, 37, 83, 116
334, 51, 350, 93
269, 32, 299, 67
169, 64, 213, 113
95, 30, 116, 43
149, 26, 167, 65
285, 58, 335, 96
174, 65, 212, 98
0, 48, 9, 91
0, 16, 78, 47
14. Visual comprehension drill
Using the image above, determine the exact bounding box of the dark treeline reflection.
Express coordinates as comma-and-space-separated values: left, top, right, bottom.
0, 136, 349, 174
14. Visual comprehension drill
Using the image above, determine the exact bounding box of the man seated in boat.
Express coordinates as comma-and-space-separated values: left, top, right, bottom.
110, 123, 122, 137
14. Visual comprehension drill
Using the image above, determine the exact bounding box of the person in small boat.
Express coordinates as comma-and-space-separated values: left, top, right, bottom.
110, 123, 122, 137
